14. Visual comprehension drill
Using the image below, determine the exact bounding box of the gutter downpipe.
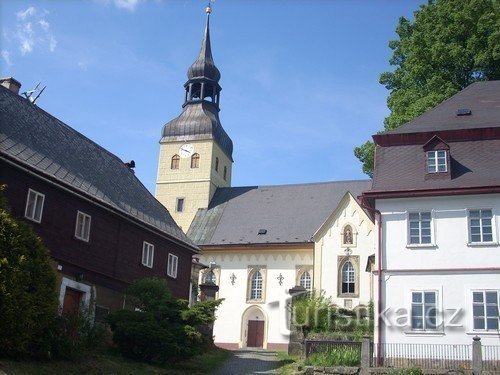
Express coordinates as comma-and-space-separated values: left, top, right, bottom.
359, 197, 382, 366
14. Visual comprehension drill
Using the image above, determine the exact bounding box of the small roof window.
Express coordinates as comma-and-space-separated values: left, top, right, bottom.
258, 229, 267, 235
456, 108, 472, 116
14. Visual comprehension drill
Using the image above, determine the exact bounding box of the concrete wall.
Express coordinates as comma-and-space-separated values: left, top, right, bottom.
375, 194, 500, 346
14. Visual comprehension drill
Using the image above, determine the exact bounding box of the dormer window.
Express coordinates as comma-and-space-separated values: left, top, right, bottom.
427, 150, 447, 173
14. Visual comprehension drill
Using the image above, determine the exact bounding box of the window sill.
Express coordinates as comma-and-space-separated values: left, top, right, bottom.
404, 330, 444, 337
467, 242, 498, 248
167, 274, 177, 279
466, 331, 500, 336
338, 294, 359, 298
141, 264, 153, 269
246, 299, 265, 304
406, 244, 437, 249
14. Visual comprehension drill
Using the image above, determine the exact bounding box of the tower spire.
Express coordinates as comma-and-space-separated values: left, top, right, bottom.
187, 3, 220, 83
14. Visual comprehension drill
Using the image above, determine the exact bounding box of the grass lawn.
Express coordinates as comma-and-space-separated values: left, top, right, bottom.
276, 352, 302, 375
0, 346, 231, 375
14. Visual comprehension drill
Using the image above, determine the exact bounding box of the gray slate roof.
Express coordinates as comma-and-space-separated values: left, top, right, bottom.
187, 180, 372, 246
386, 81, 500, 134
371, 81, 500, 193
0, 86, 197, 251
187, 14, 220, 82
161, 101, 233, 160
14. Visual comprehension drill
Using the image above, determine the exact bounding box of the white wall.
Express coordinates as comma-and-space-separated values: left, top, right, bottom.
199, 249, 313, 348
314, 193, 375, 309
375, 194, 500, 346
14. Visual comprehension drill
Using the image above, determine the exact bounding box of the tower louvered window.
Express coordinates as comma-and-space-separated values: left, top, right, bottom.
171, 154, 180, 169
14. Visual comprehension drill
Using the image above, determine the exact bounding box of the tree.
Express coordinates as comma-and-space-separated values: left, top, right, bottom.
355, 0, 500, 176
107, 278, 222, 364
0, 186, 59, 358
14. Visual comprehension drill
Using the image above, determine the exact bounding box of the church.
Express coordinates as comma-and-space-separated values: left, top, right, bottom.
155, 7, 375, 350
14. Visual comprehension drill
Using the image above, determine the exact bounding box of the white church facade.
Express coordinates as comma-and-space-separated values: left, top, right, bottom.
154, 7, 376, 350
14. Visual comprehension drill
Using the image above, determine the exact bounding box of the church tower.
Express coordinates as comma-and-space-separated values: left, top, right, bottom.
155, 6, 233, 232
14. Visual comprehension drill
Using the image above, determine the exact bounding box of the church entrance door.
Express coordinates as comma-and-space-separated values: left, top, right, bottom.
247, 320, 264, 348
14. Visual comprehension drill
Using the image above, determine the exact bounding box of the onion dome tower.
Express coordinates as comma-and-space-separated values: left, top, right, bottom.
156, 5, 233, 232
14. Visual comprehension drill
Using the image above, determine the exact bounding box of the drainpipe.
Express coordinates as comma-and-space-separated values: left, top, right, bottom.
359, 197, 382, 366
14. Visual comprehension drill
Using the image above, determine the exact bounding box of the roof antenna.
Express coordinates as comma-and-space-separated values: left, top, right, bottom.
22, 82, 46, 105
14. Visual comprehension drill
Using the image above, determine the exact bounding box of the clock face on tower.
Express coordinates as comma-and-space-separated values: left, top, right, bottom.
179, 143, 194, 158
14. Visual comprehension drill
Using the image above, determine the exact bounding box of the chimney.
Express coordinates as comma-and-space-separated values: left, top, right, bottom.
0, 77, 22, 95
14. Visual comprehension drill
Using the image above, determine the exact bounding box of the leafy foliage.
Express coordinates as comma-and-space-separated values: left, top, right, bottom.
0, 185, 59, 358
291, 291, 373, 340
107, 278, 222, 364
355, 0, 500, 176
304, 347, 361, 367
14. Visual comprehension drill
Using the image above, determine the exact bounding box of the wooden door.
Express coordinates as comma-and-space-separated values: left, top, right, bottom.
62, 287, 82, 317
247, 320, 264, 348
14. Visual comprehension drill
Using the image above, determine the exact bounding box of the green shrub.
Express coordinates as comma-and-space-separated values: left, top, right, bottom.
107, 278, 222, 364
0, 186, 59, 358
304, 347, 361, 367
43, 309, 107, 360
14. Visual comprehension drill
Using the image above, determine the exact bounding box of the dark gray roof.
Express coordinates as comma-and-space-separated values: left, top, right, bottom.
371, 81, 500, 193
161, 101, 233, 160
187, 180, 372, 246
371, 139, 500, 192
386, 81, 500, 134
0, 86, 197, 251
187, 14, 220, 82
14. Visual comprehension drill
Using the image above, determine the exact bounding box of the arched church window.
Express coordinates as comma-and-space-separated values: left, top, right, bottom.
215, 157, 219, 172
250, 271, 263, 300
191, 153, 200, 168
343, 225, 353, 245
299, 271, 312, 291
223, 166, 227, 180
342, 262, 355, 294
171, 154, 180, 169
205, 270, 216, 284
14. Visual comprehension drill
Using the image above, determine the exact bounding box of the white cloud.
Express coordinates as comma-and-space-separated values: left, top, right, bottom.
1, 50, 12, 66
38, 19, 50, 31
16, 7, 36, 20
12, 7, 57, 57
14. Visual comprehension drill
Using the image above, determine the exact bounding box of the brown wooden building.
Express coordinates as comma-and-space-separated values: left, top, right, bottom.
0, 78, 199, 318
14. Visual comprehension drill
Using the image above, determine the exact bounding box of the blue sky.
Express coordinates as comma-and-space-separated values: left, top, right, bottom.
1, 0, 424, 192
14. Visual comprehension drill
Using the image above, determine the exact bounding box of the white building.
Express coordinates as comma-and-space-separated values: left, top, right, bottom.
363, 81, 500, 351
154, 8, 376, 351
189, 183, 373, 350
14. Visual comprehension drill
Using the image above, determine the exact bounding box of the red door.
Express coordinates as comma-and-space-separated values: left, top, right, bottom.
247, 320, 264, 347
62, 287, 82, 317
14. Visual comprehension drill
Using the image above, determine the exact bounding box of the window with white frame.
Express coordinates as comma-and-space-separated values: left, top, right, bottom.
409, 212, 432, 245
75, 211, 91, 242
24, 189, 45, 223
299, 271, 312, 291
167, 253, 178, 278
250, 270, 263, 300
427, 150, 447, 173
341, 262, 355, 294
141, 241, 154, 268
411, 291, 437, 330
469, 209, 493, 243
472, 291, 499, 330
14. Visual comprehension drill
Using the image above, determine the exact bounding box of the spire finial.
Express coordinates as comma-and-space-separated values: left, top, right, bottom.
206, 2, 212, 15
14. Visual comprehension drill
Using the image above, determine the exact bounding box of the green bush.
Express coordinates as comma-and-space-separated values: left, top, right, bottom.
107, 278, 222, 364
0, 186, 59, 358
304, 347, 361, 367
43, 309, 107, 360
291, 291, 373, 339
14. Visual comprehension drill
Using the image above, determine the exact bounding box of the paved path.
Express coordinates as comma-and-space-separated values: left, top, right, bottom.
213, 349, 281, 375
